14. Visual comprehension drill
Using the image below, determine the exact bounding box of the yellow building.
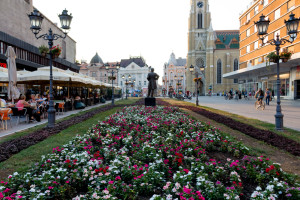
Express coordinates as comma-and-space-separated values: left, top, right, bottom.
186, 0, 239, 95
224, 0, 300, 99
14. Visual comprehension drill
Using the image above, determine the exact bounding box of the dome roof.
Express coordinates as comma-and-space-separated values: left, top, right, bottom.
168, 52, 177, 66
90, 52, 104, 65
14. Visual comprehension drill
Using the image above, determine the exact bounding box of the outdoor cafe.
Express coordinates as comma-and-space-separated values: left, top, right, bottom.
0, 66, 121, 130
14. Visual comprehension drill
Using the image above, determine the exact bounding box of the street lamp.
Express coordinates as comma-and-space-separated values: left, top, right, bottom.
174, 75, 184, 95
28, 9, 72, 128
122, 74, 131, 99
106, 63, 120, 105
189, 65, 199, 106
255, 13, 300, 130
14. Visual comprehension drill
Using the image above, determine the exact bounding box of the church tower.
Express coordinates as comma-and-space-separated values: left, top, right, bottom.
186, 0, 212, 95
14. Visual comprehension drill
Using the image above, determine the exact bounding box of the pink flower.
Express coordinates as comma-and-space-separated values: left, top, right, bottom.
183, 186, 192, 194
66, 181, 69, 183
48, 186, 54, 189
183, 169, 189, 174
115, 176, 121, 180
3, 188, 10, 193
108, 181, 114, 184
0, 192, 3, 198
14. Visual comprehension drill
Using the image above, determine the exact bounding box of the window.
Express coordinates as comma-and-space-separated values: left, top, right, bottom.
104, 74, 106, 76
254, 24, 257, 33
144, 81, 146, 86
246, 29, 251, 37
254, 6, 259, 15
198, 13, 203, 29
246, 45, 250, 53
217, 59, 222, 84
254, 41, 259, 49
233, 58, 239, 83
246, 13, 251, 22
86, 73, 88, 76
92, 72, 96, 77
288, 0, 295, 11
274, 8, 280, 20
121, 81, 123, 86
139, 81, 141, 86
263, 0, 268, 7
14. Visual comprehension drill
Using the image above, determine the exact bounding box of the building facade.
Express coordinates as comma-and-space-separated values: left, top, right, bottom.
79, 53, 119, 85
162, 53, 186, 96
224, 0, 300, 99
186, 0, 239, 95
0, 0, 78, 72
118, 57, 149, 97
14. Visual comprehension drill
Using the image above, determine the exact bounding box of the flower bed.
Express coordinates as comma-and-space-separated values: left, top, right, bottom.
1, 106, 299, 199
156, 99, 300, 157
0, 99, 144, 164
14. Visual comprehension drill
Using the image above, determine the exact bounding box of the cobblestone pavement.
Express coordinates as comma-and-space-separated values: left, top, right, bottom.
185, 96, 300, 131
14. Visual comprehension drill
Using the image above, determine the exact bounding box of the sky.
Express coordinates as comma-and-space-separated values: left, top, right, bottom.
33, 0, 251, 81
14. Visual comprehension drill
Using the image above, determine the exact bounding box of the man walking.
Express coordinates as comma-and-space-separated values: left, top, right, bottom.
265, 88, 271, 105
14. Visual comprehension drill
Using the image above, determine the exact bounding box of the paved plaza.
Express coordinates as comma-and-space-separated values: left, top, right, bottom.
186, 96, 300, 131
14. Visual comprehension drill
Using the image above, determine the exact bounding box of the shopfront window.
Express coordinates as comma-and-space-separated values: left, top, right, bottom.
268, 79, 290, 97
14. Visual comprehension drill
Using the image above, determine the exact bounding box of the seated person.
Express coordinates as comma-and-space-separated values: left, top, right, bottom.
75, 96, 81, 100
35, 94, 44, 105
28, 94, 37, 109
16, 95, 35, 121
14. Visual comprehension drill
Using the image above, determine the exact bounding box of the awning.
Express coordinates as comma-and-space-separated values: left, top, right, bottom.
0, 69, 8, 82
223, 53, 300, 79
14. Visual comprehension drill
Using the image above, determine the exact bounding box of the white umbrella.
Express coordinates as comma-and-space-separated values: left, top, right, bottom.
6, 46, 20, 103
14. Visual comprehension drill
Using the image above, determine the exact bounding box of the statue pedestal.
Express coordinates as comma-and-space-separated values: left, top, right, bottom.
145, 97, 156, 106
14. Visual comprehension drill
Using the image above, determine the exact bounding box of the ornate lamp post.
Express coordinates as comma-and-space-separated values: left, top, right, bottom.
106, 62, 120, 105
28, 9, 72, 128
255, 13, 300, 130
122, 74, 131, 99
189, 65, 199, 106
174, 75, 184, 95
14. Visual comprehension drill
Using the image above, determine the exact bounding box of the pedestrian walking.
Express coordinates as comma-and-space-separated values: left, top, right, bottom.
265, 88, 271, 105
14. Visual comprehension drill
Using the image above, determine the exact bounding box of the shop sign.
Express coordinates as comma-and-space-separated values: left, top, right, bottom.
0, 63, 7, 68
239, 80, 245, 84
261, 77, 268, 80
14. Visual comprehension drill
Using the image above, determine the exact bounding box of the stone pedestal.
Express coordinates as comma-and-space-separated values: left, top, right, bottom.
145, 97, 156, 106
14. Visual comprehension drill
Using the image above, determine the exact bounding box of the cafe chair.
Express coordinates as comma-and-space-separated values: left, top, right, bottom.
57, 102, 65, 115
11, 107, 28, 125
0, 108, 12, 130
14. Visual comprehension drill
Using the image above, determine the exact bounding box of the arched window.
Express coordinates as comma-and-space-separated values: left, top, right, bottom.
217, 59, 222, 84
234, 59, 239, 83
198, 13, 203, 29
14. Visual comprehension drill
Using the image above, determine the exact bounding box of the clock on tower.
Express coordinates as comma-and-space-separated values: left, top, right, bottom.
197, 1, 204, 8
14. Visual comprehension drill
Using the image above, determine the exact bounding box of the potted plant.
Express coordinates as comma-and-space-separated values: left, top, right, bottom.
50, 45, 62, 58
108, 76, 116, 80
279, 51, 292, 63
176, 83, 181, 86
38, 45, 49, 57
193, 77, 201, 82
266, 52, 279, 63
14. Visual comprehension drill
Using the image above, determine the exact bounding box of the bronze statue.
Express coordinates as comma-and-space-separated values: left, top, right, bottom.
147, 68, 159, 97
